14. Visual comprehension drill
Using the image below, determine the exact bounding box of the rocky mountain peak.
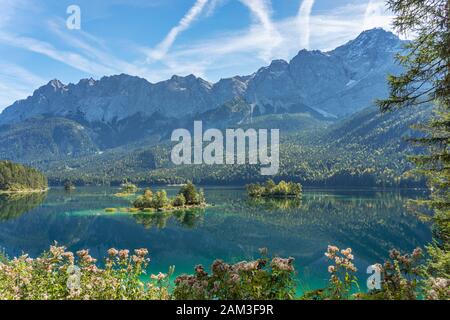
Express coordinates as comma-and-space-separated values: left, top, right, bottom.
332, 28, 403, 57
48, 79, 65, 90
0, 28, 405, 125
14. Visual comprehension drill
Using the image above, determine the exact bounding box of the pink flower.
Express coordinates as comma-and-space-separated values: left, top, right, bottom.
118, 249, 129, 260
107, 248, 119, 257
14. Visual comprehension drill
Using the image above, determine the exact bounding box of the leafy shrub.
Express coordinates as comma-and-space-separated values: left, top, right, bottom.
364, 248, 425, 300
323, 245, 358, 300
119, 181, 138, 194
173, 248, 296, 300
153, 190, 169, 209
173, 194, 186, 207
133, 188, 154, 209
425, 277, 450, 300
0, 244, 170, 300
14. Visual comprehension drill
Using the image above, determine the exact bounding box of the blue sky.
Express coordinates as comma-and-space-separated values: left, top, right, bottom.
0, 0, 395, 111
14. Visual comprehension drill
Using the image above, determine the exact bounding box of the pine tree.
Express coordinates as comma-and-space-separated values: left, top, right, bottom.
377, 0, 450, 278
179, 182, 198, 205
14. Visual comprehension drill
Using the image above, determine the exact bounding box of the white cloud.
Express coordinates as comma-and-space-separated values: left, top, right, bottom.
149, 0, 397, 81
0, 63, 46, 111
297, 0, 315, 50
47, 20, 143, 76
363, 0, 394, 31
148, 0, 210, 61
205, 0, 228, 17
0, 31, 117, 76
0, 0, 27, 28
239, 0, 281, 61
0, 0, 399, 109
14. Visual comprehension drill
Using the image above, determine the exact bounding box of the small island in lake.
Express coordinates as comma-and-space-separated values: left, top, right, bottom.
114, 181, 139, 197
246, 179, 302, 198
64, 181, 76, 191
0, 161, 48, 194
107, 182, 207, 213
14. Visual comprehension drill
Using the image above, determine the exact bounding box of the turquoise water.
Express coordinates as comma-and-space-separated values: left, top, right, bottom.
0, 186, 431, 293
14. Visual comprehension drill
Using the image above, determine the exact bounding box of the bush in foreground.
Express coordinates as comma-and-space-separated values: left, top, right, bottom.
1, 244, 448, 300
0, 245, 294, 300
173, 248, 296, 300
0, 244, 170, 300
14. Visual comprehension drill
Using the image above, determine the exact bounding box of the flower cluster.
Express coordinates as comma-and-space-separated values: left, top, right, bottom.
365, 247, 425, 300
325, 246, 357, 273
426, 277, 450, 300
324, 245, 358, 300
271, 257, 295, 272
0, 244, 169, 300
173, 249, 296, 300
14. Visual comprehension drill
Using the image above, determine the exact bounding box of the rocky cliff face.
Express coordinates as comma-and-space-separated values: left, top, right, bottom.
0, 28, 404, 128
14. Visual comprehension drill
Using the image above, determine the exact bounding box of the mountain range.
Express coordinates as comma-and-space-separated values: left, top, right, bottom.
0, 28, 402, 125
0, 28, 429, 186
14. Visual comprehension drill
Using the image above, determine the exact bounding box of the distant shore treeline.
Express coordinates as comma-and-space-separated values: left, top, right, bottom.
45, 173, 426, 189
0, 161, 48, 192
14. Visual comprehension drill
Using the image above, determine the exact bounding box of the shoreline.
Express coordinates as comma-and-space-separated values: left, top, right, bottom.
250, 195, 301, 199
136, 203, 210, 214
107, 203, 211, 214
0, 188, 49, 195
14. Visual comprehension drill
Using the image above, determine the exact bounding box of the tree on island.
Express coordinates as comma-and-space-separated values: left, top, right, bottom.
64, 181, 76, 191
133, 184, 205, 211
153, 190, 170, 209
120, 180, 138, 194
247, 180, 302, 198
179, 182, 205, 205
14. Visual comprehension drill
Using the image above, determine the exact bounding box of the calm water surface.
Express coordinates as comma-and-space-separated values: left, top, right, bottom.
0, 186, 431, 293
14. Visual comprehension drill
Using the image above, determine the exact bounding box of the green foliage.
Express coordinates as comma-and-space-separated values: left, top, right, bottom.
153, 190, 169, 209
325, 246, 358, 300
120, 181, 138, 194
0, 117, 98, 163
0, 244, 171, 300
0, 245, 296, 301
173, 194, 186, 207
173, 249, 296, 300
247, 180, 302, 198
0, 244, 446, 300
0, 161, 47, 192
26, 102, 428, 189
422, 244, 450, 299
359, 248, 425, 300
376, 0, 450, 289
132, 188, 154, 209
305, 246, 359, 300
179, 182, 200, 205
133, 184, 205, 211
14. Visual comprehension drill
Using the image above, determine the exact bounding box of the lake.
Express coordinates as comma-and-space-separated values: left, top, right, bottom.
0, 186, 431, 294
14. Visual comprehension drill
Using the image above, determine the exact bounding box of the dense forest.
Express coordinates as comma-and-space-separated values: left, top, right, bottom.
37, 104, 430, 188
0, 161, 48, 192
